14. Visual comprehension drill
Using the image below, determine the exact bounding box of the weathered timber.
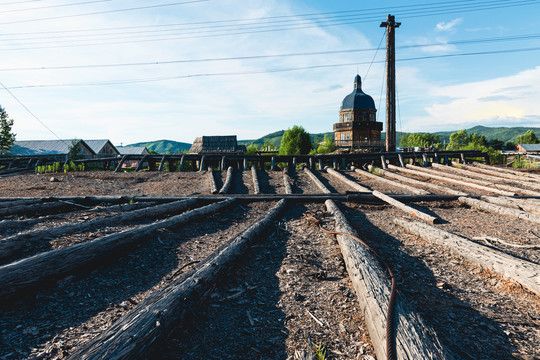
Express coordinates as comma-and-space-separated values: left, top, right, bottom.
67, 199, 287, 360
418, 164, 540, 196
458, 196, 540, 225
0, 198, 43, 209
157, 155, 167, 171
394, 217, 540, 295
114, 155, 128, 172
368, 165, 468, 196
0, 201, 78, 218
177, 155, 185, 172
472, 162, 540, 181
0, 199, 199, 262
372, 190, 440, 224
390, 164, 515, 196
480, 196, 540, 215
207, 167, 218, 194
134, 155, 148, 172
303, 168, 333, 194
283, 168, 293, 194
251, 166, 261, 194
454, 160, 540, 183
325, 200, 454, 360
218, 166, 234, 194
351, 166, 430, 195
324, 167, 371, 192
0, 199, 236, 300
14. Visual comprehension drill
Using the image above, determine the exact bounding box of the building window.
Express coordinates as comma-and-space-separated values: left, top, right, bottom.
343, 113, 351, 122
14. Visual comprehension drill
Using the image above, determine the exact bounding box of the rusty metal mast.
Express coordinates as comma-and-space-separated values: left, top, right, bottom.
380, 14, 400, 152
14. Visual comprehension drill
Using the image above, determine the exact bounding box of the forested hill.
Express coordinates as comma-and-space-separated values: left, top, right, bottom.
125, 126, 540, 154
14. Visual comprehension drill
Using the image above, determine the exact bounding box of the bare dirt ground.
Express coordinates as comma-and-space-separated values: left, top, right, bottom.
0, 168, 539, 359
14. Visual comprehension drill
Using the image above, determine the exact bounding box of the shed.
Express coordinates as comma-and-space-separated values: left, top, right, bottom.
10, 140, 95, 158
117, 146, 150, 155
188, 136, 245, 154
516, 144, 540, 153
85, 140, 120, 156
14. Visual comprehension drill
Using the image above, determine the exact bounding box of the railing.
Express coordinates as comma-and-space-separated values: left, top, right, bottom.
335, 139, 385, 148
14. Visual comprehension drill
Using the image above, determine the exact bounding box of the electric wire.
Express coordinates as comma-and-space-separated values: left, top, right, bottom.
4, 46, 538, 89
0, 81, 68, 145
0, 0, 112, 14
0, 0, 210, 25
1, 32, 539, 71
364, 32, 386, 82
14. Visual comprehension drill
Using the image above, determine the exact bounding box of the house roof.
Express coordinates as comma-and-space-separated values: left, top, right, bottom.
117, 146, 149, 155
519, 144, 540, 152
10, 140, 95, 156
84, 139, 119, 155
340, 74, 376, 111
188, 135, 244, 154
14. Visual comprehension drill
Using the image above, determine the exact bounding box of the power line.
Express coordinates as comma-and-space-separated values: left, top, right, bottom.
1, 32, 538, 71
5, 46, 539, 89
0, 0, 536, 48
0, 0, 44, 6
0, 0, 112, 14
0, 0, 209, 25
0, 81, 68, 144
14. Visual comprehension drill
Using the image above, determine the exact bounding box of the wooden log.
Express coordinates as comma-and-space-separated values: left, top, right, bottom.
351, 166, 430, 195
318, 158, 323, 170
199, 155, 206, 172
380, 155, 387, 169
0, 199, 198, 262
324, 167, 371, 192
303, 168, 332, 194
134, 155, 148, 172
157, 155, 167, 172
390, 164, 515, 196
0, 198, 43, 209
368, 165, 468, 196
177, 155, 185, 172
397, 153, 405, 167
420, 164, 540, 196
271, 156, 276, 171
0, 199, 236, 300
394, 218, 540, 295
325, 200, 454, 360
480, 196, 540, 215
67, 199, 287, 360
283, 168, 293, 194
114, 155, 128, 172
0, 201, 77, 218
472, 161, 540, 181
251, 165, 261, 194
453, 161, 540, 186
372, 190, 439, 224
458, 196, 540, 225
207, 167, 218, 194
243, 158, 248, 171
218, 166, 234, 194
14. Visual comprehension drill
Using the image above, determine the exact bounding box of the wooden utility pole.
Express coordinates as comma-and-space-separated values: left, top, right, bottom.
381, 14, 400, 152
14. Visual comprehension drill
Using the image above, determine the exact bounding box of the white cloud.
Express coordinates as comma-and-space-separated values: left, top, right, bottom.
402, 66, 540, 131
435, 18, 463, 32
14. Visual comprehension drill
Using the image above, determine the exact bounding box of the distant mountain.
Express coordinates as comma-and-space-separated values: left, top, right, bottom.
127, 126, 540, 154
125, 140, 191, 154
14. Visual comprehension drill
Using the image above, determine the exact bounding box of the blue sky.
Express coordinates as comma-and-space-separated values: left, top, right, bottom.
1, 0, 539, 145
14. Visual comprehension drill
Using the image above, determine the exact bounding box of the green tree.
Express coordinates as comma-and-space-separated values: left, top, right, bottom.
279, 125, 313, 155
246, 143, 258, 155
446, 129, 469, 150
399, 132, 440, 148
68, 139, 83, 160
516, 130, 539, 144
315, 134, 335, 154
0, 106, 16, 155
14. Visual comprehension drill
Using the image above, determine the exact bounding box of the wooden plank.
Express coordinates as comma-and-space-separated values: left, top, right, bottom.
114, 155, 128, 172
351, 166, 430, 195
394, 217, 540, 295
0, 199, 198, 262
0, 199, 236, 300
218, 166, 234, 194
199, 155, 206, 172
283, 168, 293, 194
251, 165, 261, 194
134, 155, 148, 172
177, 155, 185, 172
67, 199, 287, 360
157, 155, 167, 172
326, 200, 454, 360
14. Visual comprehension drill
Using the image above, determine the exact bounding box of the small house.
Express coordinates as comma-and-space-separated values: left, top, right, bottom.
516, 144, 540, 153
85, 140, 120, 157
10, 139, 95, 159
188, 136, 245, 154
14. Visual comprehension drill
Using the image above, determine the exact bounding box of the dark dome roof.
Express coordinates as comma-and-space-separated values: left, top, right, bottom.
341, 75, 376, 110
